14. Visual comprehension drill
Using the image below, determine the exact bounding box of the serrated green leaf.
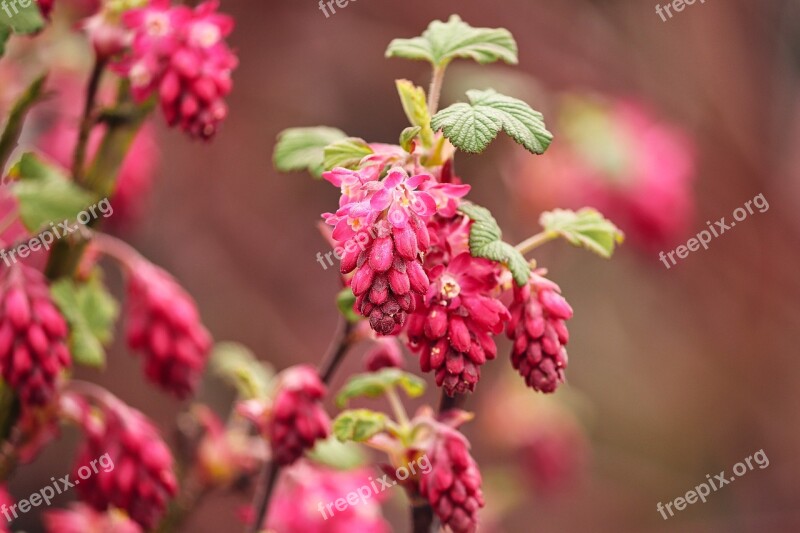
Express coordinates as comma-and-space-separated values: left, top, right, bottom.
333, 409, 388, 442
396, 80, 434, 147
431, 89, 552, 155
539, 208, 624, 259
399, 126, 421, 153
210, 342, 274, 399
307, 436, 367, 469
9, 153, 97, 233
386, 15, 517, 68
51, 275, 119, 369
0, 1, 44, 35
336, 368, 426, 408
322, 137, 374, 172
458, 202, 531, 285
273, 127, 347, 178
336, 288, 360, 324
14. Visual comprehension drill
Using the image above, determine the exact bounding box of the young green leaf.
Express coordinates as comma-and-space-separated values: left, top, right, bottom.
458, 202, 531, 286
9, 153, 97, 233
0, 74, 47, 174
0, 1, 44, 35
50, 275, 119, 368
386, 15, 518, 68
399, 126, 422, 153
333, 409, 388, 443
396, 79, 434, 147
210, 342, 275, 399
307, 436, 367, 469
539, 208, 625, 259
336, 368, 426, 408
432, 89, 552, 155
335, 288, 361, 324
0, 26, 10, 58
322, 137, 374, 171
273, 127, 347, 178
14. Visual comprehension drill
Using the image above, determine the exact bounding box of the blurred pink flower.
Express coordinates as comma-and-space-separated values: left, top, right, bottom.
45, 504, 143, 533
509, 96, 696, 253
265, 461, 390, 533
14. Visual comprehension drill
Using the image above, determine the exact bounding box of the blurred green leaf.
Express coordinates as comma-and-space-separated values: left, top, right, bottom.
399, 126, 421, 153
9, 153, 97, 233
333, 409, 388, 442
539, 208, 625, 259
0, 1, 44, 35
273, 127, 347, 178
308, 435, 368, 467
51, 275, 119, 368
210, 342, 274, 399
336, 288, 360, 324
322, 137, 373, 172
336, 368, 426, 408
396, 79, 434, 147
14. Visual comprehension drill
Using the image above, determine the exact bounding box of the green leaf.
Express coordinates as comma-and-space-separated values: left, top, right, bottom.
336, 288, 360, 324
336, 368, 426, 408
399, 126, 421, 153
9, 153, 97, 233
50, 275, 119, 368
322, 137, 374, 172
0, 74, 47, 173
307, 436, 367, 469
332, 409, 388, 442
458, 202, 531, 285
386, 15, 517, 68
0, 25, 10, 58
431, 89, 552, 155
0, 0, 44, 35
210, 342, 274, 399
396, 79, 434, 147
539, 208, 625, 259
273, 127, 347, 178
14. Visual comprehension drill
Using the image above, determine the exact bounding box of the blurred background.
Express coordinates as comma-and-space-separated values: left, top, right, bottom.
6, 0, 800, 531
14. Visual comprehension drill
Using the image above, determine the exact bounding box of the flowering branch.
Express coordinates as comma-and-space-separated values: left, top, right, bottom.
71, 57, 107, 182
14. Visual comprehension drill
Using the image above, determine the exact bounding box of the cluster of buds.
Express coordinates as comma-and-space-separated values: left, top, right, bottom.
125, 261, 212, 398
407, 251, 509, 396
324, 167, 438, 335
65, 391, 178, 529
0, 265, 71, 407
267, 365, 330, 466
506, 272, 573, 393
419, 426, 484, 533
117, 0, 238, 139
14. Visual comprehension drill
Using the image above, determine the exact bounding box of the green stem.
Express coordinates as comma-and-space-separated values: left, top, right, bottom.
0, 74, 47, 176
72, 58, 107, 183
427, 64, 447, 115
515, 230, 556, 256
386, 386, 410, 429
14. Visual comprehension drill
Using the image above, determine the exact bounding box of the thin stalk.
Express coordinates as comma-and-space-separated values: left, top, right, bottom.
427, 65, 447, 115
386, 386, 410, 429
72, 58, 107, 182
515, 230, 556, 256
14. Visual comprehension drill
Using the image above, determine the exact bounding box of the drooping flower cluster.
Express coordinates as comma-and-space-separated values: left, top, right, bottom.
117, 0, 238, 139
125, 262, 212, 398
267, 365, 330, 466
419, 427, 484, 533
407, 252, 509, 396
324, 167, 437, 335
45, 504, 143, 533
0, 265, 71, 407
506, 272, 573, 393
66, 392, 178, 530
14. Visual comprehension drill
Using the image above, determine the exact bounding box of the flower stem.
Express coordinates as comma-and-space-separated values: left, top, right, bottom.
386, 386, 410, 429
515, 230, 556, 256
72, 58, 107, 183
411, 496, 436, 533
427, 64, 447, 116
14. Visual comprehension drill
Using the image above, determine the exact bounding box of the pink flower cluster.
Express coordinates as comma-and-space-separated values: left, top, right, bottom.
118, 0, 237, 139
